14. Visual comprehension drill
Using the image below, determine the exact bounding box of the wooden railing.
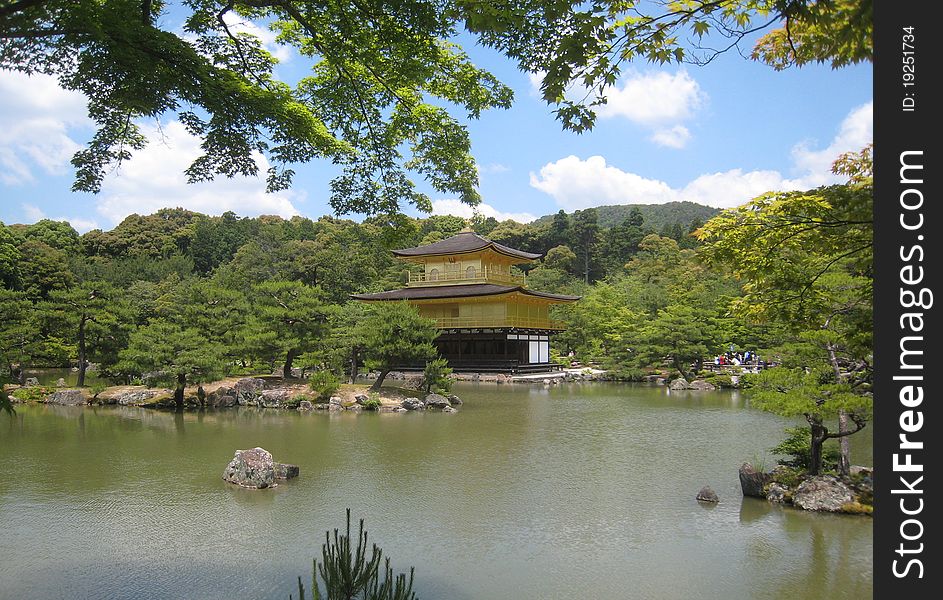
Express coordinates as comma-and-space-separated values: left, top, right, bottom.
430, 316, 565, 330
406, 266, 525, 287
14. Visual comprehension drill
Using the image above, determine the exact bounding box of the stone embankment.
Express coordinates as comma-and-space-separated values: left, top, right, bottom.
738, 462, 873, 515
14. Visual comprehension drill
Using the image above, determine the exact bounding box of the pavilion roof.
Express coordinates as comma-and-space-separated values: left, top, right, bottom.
351, 283, 579, 302
392, 231, 542, 261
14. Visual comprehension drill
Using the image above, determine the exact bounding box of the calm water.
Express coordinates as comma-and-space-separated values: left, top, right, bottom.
0, 383, 872, 599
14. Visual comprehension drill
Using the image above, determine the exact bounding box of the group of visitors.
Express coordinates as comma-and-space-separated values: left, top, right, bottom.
713, 350, 762, 367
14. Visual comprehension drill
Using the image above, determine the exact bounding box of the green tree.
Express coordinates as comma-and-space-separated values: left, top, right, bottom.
116, 320, 225, 411
698, 146, 873, 474
746, 366, 870, 475
0, 289, 32, 382
633, 303, 721, 379
17, 239, 74, 300
1, 0, 513, 216
360, 302, 437, 390
249, 280, 329, 378
0, 222, 20, 289
571, 208, 599, 283
44, 282, 128, 387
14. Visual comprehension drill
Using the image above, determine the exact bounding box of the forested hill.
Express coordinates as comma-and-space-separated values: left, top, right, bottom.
531, 201, 721, 231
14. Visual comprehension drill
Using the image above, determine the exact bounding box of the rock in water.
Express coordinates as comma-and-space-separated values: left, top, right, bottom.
234, 378, 265, 406
24, 377, 39, 387
222, 447, 277, 489
669, 378, 690, 390
689, 380, 716, 391
738, 463, 772, 498
401, 397, 424, 411
275, 463, 300, 479
793, 476, 855, 512
46, 390, 86, 405
424, 393, 451, 409
766, 483, 791, 504
447, 394, 463, 405
696, 486, 719, 503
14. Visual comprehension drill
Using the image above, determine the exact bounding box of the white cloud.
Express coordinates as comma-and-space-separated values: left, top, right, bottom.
222, 13, 294, 63
528, 69, 705, 148
649, 125, 691, 149
0, 72, 91, 184
478, 163, 510, 174
19, 203, 100, 233
595, 71, 705, 126
790, 101, 873, 187
530, 103, 873, 210
431, 199, 537, 224
95, 120, 302, 225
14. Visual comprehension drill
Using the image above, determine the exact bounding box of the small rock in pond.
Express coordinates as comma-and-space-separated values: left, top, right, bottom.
696, 486, 719, 503
275, 463, 300, 479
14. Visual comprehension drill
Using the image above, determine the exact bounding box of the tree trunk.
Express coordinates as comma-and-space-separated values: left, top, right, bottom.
826, 342, 851, 476
283, 349, 298, 379
809, 422, 828, 476
348, 348, 359, 384
174, 373, 186, 412
77, 315, 87, 388
370, 368, 390, 391
838, 410, 851, 476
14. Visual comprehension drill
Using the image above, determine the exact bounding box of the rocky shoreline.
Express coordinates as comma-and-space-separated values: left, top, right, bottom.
738, 462, 873, 515
4, 376, 461, 414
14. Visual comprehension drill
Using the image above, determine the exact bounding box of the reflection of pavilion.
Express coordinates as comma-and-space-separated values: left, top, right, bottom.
353, 230, 579, 372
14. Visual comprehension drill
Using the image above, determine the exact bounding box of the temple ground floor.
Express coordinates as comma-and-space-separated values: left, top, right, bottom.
430, 329, 562, 373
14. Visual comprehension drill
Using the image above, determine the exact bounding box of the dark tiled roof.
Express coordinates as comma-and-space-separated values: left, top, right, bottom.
352, 284, 579, 302
392, 231, 542, 261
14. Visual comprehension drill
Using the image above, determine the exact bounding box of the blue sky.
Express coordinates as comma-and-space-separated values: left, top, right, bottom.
0, 10, 872, 232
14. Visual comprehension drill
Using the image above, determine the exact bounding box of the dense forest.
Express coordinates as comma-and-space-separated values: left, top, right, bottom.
0, 199, 721, 380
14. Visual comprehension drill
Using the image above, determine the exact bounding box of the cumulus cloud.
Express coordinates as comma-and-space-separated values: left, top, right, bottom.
529, 69, 705, 148
530, 102, 872, 210
431, 199, 537, 224
96, 120, 302, 225
20, 203, 100, 233
222, 13, 294, 63
0, 72, 91, 185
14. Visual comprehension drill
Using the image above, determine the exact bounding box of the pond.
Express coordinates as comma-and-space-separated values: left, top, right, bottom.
0, 383, 872, 599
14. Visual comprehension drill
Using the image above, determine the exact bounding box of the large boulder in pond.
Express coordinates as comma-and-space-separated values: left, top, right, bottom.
24, 377, 39, 387
222, 447, 276, 489
46, 389, 86, 405
793, 475, 855, 512
234, 378, 265, 406
447, 394, 463, 405
424, 393, 451, 409
669, 378, 690, 390
738, 463, 772, 498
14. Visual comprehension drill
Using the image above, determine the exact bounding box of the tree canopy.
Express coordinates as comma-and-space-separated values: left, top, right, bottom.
1, 0, 871, 215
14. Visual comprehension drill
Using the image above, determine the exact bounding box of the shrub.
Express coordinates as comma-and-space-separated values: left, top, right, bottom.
12, 386, 52, 402
309, 370, 341, 402
361, 397, 382, 411
771, 426, 840, 471
292, 509, 417, 600
421, 358, 452, 394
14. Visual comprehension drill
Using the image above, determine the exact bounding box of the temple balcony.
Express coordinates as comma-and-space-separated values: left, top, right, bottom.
429, 315, 565, 330
406, 266, 526, 287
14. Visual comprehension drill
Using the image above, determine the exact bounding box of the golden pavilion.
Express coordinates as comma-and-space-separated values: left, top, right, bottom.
353, 229, 579, 372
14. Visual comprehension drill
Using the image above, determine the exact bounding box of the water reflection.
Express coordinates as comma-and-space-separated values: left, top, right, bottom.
1, 383, 872, 599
